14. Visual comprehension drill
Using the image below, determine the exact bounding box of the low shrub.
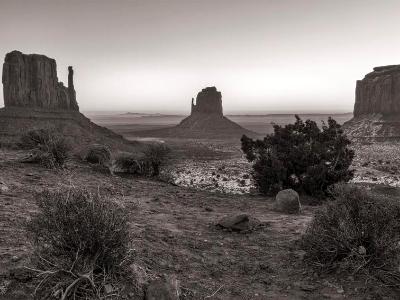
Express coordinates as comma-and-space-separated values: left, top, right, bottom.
114, 144, 170, 177
26, 187, 132, 299
142, 143, 170, 176
301, 184, 400, 284
19, 128, 70, 168
113, 152, 144, 175
84, 144, 112, 165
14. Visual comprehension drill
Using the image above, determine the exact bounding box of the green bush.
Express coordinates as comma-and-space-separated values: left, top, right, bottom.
26, 187, 132, 298
301, 184, 400, 283
241, 116, 354, 196
19, 128, 70, 168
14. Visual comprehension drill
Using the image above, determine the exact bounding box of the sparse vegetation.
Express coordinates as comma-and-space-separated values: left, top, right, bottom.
19, 128, 70, 168
114, 143, 170, 177
241, 115, 354, 196
114, 152, 144, 175
84, 144, 112, 165
142, 143, 171, 176
26, 187, 133, 299
302, 184, 400, 284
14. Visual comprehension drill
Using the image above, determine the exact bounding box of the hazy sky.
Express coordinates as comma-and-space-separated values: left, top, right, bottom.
1, 0, 400, 114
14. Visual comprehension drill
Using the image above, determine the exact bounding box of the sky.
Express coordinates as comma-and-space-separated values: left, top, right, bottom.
0, 0, 400, 114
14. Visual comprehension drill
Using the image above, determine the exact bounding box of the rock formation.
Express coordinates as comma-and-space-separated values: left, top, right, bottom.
2, 50, 79, 111
0, 51, 132, 149
344, 65, 400, 139
191, 86, 223, 116
133, 86, 256, 139
354, 65, 400, 116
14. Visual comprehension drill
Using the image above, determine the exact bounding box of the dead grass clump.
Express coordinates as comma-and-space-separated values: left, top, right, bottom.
301, 184, 400, 284
19, 128, 70, 168
26, 187, 134, 299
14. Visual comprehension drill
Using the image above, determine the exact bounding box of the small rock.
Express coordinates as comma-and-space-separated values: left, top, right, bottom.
145, 275, 179, 300
104, 283, 114, 294
300, 284, 317, 292
216, 214, 261, 232
11, 255, 20, 262
358, 246, 367, 255
0, 183, 9, 193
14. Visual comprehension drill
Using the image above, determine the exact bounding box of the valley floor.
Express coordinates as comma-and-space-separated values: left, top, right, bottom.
0, 148, 398, 299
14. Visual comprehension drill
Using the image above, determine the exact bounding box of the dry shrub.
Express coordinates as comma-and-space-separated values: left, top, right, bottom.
142, 143, 170, 176
26, 187, 134, 299
113, 152, 144, 175
19, 128, 70, 168
114, 144, 170, 177
301, 184, 400, 284
84, 144, 111, 165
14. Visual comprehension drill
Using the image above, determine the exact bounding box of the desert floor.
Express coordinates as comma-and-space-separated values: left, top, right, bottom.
1, 144, 399, 299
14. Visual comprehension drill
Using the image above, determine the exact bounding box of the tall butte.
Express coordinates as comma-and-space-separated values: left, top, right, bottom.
2, 50, 79, 111
344, 65, 400, 139
135, 86, 255, 139
0, 50, 128, 148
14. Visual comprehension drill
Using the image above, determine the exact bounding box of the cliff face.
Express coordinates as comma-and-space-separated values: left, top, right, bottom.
191, 86, 223, 116
2, 50, 79, 111
354, 65, 400, 117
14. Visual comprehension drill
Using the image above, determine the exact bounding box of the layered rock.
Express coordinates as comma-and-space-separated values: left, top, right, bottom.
0, 51, 134, 149
2, 50, 79, 111
354, 65, 400, 116
191, 86, 223, 116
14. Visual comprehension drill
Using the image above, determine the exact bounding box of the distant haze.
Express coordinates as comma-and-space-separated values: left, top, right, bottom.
1, 0, 400, 114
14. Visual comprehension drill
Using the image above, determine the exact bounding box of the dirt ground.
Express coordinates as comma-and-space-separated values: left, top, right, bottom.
0, 148, 399, 299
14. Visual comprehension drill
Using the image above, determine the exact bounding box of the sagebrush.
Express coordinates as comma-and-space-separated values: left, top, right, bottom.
19, 128, 70, 168
301, 184, 400, 285
241, 116, 354, 196
114, 143, 170, 177
26, 187, 133, 299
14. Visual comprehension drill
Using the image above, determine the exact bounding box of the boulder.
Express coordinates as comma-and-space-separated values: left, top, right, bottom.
216, 213, 261, 232
274, 189, 301, 214
145, 276, 179, 300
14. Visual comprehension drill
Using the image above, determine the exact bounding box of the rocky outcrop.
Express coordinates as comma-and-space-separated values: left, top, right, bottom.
191, 86, 223, 116
354, 65, 400, 117
132, 86, 256, 139
2, 50, 79, 111
0, 51, 136, 149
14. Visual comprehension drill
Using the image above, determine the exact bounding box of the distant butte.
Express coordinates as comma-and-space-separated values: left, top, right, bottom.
133, 86, 256, 139
344, 64, 400, 139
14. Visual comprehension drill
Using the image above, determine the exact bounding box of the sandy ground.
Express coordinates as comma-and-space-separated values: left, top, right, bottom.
0, 148, 399, 299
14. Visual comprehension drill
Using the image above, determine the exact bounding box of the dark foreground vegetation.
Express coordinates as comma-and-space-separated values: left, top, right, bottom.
241, 116, 354, 197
